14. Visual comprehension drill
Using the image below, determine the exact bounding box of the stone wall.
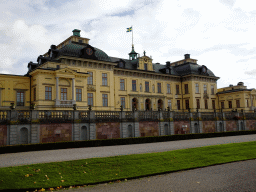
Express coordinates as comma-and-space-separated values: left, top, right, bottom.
96, 122, 120, 139
202, 121, 216, 133
40, 123, 72, 143
0, 125, 7, 146
139, 121, 159, 137
246, 120, 256, 130
174, 121, 190, 134
226, 121, 238, 132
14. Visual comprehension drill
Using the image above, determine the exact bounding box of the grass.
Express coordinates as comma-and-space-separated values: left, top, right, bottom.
0, 141, 256, 190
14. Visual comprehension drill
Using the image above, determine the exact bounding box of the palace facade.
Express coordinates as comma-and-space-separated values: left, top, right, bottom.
0, 29, 255, 112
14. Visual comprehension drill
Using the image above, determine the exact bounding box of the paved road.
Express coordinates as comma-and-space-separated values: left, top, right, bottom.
0, 134, 256, 168
62, 159, 256, 192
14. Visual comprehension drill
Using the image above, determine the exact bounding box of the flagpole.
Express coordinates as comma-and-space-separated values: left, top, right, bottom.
132, 25, 133, 46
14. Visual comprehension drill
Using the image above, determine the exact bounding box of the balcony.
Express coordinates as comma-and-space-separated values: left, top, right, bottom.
87, 85, 96, 92
55, 100, 76, 108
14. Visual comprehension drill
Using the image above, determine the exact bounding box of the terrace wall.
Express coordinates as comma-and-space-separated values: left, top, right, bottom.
0, 110, 255, 146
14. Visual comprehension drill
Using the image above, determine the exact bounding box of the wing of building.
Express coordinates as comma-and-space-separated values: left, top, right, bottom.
0, 29, 255, 112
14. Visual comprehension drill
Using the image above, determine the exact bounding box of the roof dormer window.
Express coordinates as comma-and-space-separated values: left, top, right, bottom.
79, 40, 83, 43
119, 61, 124, 68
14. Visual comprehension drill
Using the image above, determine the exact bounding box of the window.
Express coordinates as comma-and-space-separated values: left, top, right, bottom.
204, 84, 207, 94
119, 62, 124, 68
247, 100, 249, 107
140, 84, 142, 92
176, 85, 179, 95
211, 85, 214, 95
236, 100, 240, 108
76, 88, 82, 101
157, 83, 161, 93
212, 100, 215, 109
228, 101, 232, 109
132, 80, 136, 91
195, 83, 199, 93
34, 88, 36, 101
120, 79, 125, 90
177, 100, 180, 110
102, 73, 107, 86
88, 93, 93, 106
87, 72, 93, 85
205, 99, 208, 109
102, 94, 108, 107
167, 84, 171, 94
221, 101, 224, 109
144, 63, 147, 71
61, 88, 67, 100
145, 81, 149, 92
78, 39, 83, 43
196, 99, 200, 109
121, 97, 125, 108
17, 91, 24, 106
168, 100, 172, 109
45, 87, 52, 100
185, 84, 188, 94
185, 99, 189, 109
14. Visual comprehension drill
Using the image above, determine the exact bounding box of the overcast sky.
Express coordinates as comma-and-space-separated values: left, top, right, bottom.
0, 0, 256, 89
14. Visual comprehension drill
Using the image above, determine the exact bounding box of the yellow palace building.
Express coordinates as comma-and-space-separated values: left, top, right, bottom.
0, 29, 255, 112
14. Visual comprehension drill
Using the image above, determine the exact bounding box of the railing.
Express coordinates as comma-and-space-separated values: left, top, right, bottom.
38, 111, 72, 123
79, 111, 89, 119
201, 112, 215, 121
138, 111, 159, 121
125, 111, 134, 121
173, 112, 189, 121
192, 112, 198, 120
60, 100, 73, 105
18, 111, 30, 120
95, 111, 120, 121
0, 111, 8, 120
162, 111, 170, 121
245, 113, 256, 120
225, 112, 236, 120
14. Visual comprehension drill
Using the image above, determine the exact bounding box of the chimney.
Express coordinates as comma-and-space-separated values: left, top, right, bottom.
51, 45, 57, 50
166, 61, 171, 67
72, 29, 81, 37
184, 54, 190, 59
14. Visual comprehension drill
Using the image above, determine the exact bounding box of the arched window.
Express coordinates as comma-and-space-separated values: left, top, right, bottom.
164, 124, 169, 135
81, 126, 88, 140
127, 125, 133, 138
20, 127, 28, 144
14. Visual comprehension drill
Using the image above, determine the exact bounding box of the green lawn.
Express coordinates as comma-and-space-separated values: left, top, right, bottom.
0, 141, 256, 190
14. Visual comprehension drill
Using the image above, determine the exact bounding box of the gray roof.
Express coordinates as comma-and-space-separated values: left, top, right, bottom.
217, 89, 253, 94
36, 43, 218, 78
58, 43, 111, 62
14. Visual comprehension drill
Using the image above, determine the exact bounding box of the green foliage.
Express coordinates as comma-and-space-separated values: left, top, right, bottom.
0, 141, 256, 190
31, 119, 40, 124
10, 120, 19, 125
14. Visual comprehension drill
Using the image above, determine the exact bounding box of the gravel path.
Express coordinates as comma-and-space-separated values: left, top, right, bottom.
0, 134, 256, 168
63, 159, 256, 192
